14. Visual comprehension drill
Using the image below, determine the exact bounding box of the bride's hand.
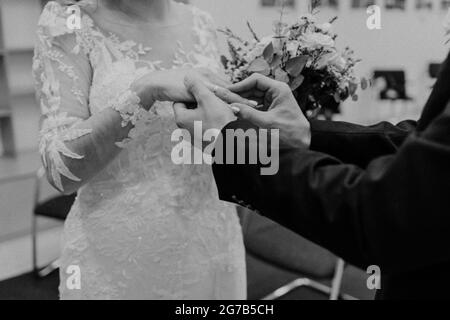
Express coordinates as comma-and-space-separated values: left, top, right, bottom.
131, 68, 256, 109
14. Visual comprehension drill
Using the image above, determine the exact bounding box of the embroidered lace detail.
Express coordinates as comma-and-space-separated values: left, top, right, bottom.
110, 89, 149, 148
35, 1, 246, 300
111, 89, 142, 128
173, 8, 221, 72
33, 2, 96, 191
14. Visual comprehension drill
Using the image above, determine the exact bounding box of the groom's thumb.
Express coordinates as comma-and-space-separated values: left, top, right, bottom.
184, 73, 215, 106
231, 103, 271, 128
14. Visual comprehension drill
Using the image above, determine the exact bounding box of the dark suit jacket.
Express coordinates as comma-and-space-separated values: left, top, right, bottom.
212, 52, 450, 299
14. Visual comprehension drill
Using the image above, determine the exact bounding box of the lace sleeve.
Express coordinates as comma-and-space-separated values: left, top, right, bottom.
33, 2, 94, 191
34, 2, 144, 192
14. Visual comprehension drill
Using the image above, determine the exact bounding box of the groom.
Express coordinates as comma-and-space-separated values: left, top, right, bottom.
173, 51, 450, 300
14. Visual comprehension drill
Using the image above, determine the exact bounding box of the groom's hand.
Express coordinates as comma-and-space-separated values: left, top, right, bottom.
173, 73, 237, 138
228, 74, 311, 148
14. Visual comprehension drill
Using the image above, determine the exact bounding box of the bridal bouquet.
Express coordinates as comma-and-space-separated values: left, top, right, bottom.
220, 13, 367, 117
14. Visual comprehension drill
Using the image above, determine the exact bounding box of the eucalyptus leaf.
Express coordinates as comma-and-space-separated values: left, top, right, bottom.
263, 42, 275, 63
248, 58, 271, 75
270, 54, 282, 68
286, 56, 308, 77
275, 68, 290, 83
290, 74, 305, 91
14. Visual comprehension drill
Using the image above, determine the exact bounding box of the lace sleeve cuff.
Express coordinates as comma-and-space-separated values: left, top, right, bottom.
111, 89, 143, 127
111, 89, 146, 148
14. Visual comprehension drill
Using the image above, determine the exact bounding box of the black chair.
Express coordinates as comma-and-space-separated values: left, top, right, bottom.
32, 168, 76, 277
239, 211, 356, 300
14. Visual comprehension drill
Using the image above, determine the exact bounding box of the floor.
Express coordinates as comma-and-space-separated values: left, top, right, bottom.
0, 148, 61, 283
0, 271, 59, 300
0, 227, 61, 282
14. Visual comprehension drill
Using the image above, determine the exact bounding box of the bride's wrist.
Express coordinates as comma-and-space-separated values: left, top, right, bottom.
130, 80, 156, 111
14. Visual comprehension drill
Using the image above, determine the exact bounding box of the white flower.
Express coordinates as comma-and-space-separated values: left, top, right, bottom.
316, 51, 347, 71
246, 36, 273, 61
316, 52, 334, 69
286, 40, 300, 56
300, 32, 335, 50
260, 36, 274, 46
330, 54, 347, 71
318, 23, 333, 34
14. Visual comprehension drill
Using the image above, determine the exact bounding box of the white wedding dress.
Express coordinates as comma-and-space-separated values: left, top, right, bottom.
33, 1, 246, 300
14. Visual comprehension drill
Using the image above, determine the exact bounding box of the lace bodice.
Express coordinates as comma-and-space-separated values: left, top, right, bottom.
34, 0, 222, 191
33, 1, 246, 300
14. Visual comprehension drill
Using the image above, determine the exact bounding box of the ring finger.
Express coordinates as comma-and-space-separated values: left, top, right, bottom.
206, 83, 258, 107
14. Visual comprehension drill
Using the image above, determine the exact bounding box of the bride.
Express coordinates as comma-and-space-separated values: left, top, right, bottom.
33, 0, 250, 299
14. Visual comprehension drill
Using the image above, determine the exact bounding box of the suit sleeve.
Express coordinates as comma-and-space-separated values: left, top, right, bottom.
310, 119, 416, 167
212, 104, 450, 275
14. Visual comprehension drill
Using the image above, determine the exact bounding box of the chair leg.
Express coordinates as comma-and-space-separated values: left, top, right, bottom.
262, 278, 331, 300
32, 214, 59, 278
262, 276, 358, 301
330, 259, 346, 300
37, 260, 59, 278
32, 214, 38, 276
